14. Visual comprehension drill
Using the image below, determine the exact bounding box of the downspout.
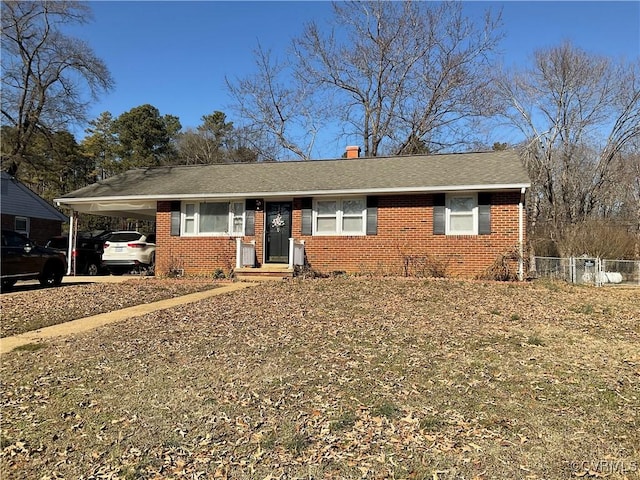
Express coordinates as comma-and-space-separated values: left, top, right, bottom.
66, 209, 75, 275
518, 188, 525, 281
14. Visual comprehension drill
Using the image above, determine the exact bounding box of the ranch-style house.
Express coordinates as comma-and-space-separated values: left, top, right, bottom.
55, 148, 531, 279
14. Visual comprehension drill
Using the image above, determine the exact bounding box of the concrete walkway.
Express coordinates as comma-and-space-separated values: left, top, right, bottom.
0, 282, 253, 355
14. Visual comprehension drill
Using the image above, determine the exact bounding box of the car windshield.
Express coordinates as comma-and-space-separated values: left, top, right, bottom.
108, 233, 142, 243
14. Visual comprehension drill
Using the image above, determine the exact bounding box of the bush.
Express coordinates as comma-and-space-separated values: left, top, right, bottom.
478, 249, 522, 281
402, 254, 448, 278
212, 268, 226, 279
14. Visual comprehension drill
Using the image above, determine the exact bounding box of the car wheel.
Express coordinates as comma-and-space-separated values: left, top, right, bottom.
86, 263, 99, 276
1, 279, 17, 291
39, 263, 64, 287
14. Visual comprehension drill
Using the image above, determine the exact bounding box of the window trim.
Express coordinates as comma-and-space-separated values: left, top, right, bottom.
180, 201, 245, 237
445, 193, 478, 236
312, 197, 366, 236
14, 216, 29, 236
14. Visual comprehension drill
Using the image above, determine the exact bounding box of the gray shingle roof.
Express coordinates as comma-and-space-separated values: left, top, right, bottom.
1, 173, 68, 221
58, 150, 530, 202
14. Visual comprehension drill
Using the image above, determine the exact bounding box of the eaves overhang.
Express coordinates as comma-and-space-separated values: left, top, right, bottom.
55, 182, 530, 206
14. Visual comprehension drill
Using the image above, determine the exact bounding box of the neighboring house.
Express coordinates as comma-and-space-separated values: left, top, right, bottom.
1, 172, 68, 244
55, 148, 531, 279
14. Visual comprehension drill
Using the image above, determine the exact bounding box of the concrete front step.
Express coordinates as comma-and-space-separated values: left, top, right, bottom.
235, 265, 294, 282
236, 275, 291, 282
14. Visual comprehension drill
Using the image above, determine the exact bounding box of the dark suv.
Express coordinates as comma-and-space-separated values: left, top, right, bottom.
1, 230, 67, 290
45, 233, 106, 276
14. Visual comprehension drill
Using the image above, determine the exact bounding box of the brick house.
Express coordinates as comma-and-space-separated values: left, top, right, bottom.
55, 149, 530, 279
1, 172, 68, 244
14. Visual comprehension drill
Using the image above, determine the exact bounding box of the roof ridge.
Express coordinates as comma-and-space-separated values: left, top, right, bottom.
121, 149, 519, 172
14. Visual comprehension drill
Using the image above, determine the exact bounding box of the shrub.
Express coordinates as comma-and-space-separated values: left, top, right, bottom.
402, 254, 448, 278
212, 268, 226, 279
478, 249, 522, 281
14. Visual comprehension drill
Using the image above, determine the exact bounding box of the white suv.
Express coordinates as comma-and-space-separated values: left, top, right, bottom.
102, 231, 155, 275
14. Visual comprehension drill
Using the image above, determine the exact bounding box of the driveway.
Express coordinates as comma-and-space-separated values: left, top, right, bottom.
63, 275, 135, 283
1, 274, 136, 295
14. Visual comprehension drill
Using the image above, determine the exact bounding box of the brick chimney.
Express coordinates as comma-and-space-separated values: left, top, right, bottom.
345, 145, 361, 159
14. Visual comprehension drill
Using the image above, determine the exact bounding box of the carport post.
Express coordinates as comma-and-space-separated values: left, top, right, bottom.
518, 187, 525, 281
66, 210, 75, 275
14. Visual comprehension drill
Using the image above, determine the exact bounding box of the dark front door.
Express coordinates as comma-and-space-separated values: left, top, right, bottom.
265, 202, 292, 263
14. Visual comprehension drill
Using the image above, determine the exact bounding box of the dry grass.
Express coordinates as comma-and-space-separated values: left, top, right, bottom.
1, 278, 638, 479
0, 278, 220, 337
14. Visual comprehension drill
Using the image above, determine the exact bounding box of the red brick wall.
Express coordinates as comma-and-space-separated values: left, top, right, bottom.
156, 202, 237, 276
156, 192, 525, 278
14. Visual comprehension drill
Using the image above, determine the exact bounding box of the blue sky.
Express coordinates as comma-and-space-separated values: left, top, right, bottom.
68, 1, 640, 157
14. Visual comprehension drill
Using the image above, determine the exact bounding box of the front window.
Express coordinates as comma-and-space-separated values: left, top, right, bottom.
199, 203, 228, 233
447, 194, 477, 235
314, 197, 365, 235
182, 201, 245, 236
231, 202, 245, 234
184, 204, 196, 234
316, 200, 338, 233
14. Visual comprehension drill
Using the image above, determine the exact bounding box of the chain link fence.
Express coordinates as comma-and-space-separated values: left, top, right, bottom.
532, 257, 640, 286
600, 259, 640, 286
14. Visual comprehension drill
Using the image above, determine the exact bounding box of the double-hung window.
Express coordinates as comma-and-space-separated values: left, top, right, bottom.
181, 201, 245, 236
314, 197, 366, 235
316, 200, 338, 234
446, 194, 478, 235
434, 192, 491, 236
231, 202, 245, 234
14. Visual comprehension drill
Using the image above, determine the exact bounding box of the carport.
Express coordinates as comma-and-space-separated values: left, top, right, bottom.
54, 166, 199, 276
53, 198, 158, 275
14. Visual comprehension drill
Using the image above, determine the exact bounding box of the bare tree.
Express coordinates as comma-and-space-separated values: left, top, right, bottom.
497, 42, 640, 256
297, 1, 503, 156
226, 45, 326, 161
618, 147, 640, 257
1, 1, 114, 176
227, 1, 503, 159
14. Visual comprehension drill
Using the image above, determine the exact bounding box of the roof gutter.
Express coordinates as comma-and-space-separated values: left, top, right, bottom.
54, 183, 531, 206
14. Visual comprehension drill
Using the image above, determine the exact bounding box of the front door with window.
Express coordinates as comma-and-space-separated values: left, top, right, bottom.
265, 202, 291, 263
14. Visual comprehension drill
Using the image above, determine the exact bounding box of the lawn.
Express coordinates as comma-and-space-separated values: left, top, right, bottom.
0, 278, 220, 338
1, 278, 638, 479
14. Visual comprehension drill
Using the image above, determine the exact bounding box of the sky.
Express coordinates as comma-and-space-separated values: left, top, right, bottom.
66, 1, 640, 158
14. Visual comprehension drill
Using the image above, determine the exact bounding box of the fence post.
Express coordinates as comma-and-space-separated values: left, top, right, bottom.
569, 257, 575, 284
